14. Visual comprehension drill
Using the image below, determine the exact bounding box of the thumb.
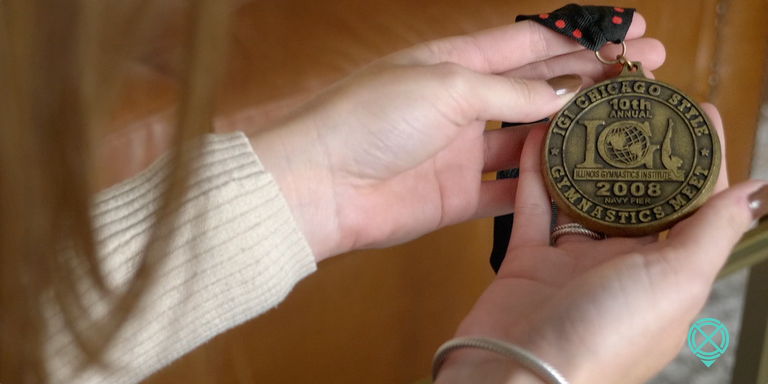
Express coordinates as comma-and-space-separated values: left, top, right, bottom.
666, 180, 768, 280
464, 73, 583, 123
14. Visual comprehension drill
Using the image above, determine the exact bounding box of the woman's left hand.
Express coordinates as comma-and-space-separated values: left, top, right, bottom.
434, 104, 765, 384
250, 16, 666, 261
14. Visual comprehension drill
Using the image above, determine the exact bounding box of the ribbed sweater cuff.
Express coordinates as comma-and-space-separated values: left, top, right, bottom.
48, 131, 316, 384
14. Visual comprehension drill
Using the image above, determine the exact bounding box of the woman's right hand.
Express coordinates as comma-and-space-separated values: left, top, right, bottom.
247, 14, 665, 262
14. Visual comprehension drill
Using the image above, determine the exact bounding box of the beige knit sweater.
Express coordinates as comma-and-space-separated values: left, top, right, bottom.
46, 132, 316, 383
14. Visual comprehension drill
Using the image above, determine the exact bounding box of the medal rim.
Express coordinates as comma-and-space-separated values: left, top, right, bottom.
542, 71, 721, 237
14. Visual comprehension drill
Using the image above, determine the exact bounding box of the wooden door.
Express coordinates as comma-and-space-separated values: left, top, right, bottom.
102, 1, 766, 383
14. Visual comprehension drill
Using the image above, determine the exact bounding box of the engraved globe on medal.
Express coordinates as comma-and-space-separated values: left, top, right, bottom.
543, 63, 720, 236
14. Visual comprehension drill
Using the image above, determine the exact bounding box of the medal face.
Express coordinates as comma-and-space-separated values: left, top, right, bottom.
543, 64, 721, 236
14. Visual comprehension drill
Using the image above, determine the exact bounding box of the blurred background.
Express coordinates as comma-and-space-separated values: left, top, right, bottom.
99, 0, 768, 383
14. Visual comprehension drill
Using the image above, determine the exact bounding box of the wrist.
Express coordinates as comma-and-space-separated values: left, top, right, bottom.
454, 308, 586, 384
241, 116, 345, 262
435, 348, 547, 384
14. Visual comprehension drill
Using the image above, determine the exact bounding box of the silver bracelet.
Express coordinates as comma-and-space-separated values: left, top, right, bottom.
432, 337, 569, 384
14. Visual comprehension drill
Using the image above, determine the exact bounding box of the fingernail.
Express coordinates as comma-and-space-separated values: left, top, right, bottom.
748, 184, 768, 220
547, 74, 583, 97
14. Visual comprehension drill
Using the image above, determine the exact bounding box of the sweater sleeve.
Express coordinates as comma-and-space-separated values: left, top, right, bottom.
46, 132, 316, 384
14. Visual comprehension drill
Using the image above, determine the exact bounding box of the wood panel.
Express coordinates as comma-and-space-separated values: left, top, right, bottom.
106, 0, 726, 187
119, 1, 763, 383
708, 0, 768, 183
216, 0, 720, 115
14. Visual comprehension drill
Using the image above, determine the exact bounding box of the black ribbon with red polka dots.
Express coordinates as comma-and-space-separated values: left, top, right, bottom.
490, 5, 635, 273
515, 4, 635, 51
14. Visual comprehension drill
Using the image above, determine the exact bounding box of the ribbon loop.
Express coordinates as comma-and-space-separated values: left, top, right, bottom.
516, 4, 636, 51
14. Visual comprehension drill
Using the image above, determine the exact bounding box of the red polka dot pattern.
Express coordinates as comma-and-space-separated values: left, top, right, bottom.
515, 5, 635, 51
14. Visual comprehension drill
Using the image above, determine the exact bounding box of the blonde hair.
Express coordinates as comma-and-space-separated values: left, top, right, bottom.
0, 1, 228, 382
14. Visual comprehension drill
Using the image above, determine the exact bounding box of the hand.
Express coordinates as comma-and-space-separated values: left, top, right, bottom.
435, 104, 768, 384
250, 15, 666, 261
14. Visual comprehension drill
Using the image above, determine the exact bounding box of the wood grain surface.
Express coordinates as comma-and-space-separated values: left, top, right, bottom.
101, 1, 766, 383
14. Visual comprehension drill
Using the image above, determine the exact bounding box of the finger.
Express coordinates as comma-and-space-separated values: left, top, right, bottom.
472, 178, 519, 219
666, 180, 768, 281
509, 124, 553, 247
453, 68, 583, 124
552, 214, 658, 253
482, 122, 545, 173
502, 38, 665, 82
386, 13, 647, 73
700, 103, 729, 193
550, 205, 659, 274
552, 204, 658, 249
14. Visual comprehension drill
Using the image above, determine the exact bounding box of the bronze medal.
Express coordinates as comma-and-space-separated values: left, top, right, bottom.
543, 56, 721, 236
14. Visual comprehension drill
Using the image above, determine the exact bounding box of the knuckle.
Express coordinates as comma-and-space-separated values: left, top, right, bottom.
424, 37, 465, 64
515, 157, 538, 176
430, 62, 469, 89
422, 41, 445, 63
508, 77, 537, 106
525, 20, 550, 60
514, 201, 551, 218
482, 135, 492, 165
419, 62, 480, 126
721, 205, 748, 237
536, 60, 557, 82
420, 35, 489, 72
